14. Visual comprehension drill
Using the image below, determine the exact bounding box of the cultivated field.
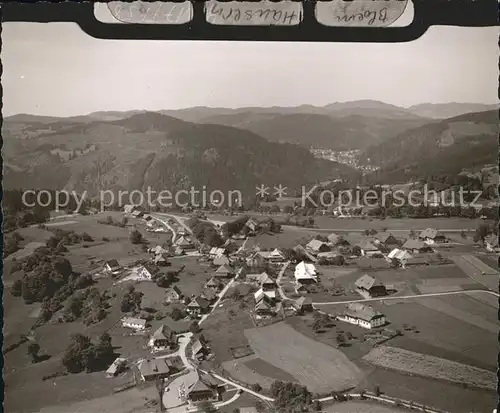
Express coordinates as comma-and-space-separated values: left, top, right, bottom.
363, 346, 496, 390
450, 254, 499, 291
323, 401, 411, 413
244, 322, 364, 393
371, 298, 498, 370
222, 354, 297, 390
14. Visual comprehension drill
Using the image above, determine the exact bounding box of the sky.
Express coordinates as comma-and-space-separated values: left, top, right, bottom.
2, 16, 498, 117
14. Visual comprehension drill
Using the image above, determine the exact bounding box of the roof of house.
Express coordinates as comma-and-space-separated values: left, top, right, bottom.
376, 232, 398, 243
317, 251, 342, 259
151, 325, 175, 342
255, 299, 273, 311
188, 296, 210, 310
192, 339, 205, 355
138, 358, 172, 377
185, 371, 220, 395
165, 286, 182, 297
175, 236, 193, 247
357, 239, 380, 252
306, 239, 330, 252
210, 247, 226, 256
355, 274, 384, 291
215, 264, 233, 275
419, 228, 445, 239
213, 254, 230, 266
345, 303, 384, 322
106, 357, 127, 375
154, 254, 169, 263
402, 239, 427, 250
122, 317, 147, 327
388, 248, 412, 260
106, 259, 120, 268
295, 296, 313, 308
205, 277, 220, 287
294, 261, 317, 279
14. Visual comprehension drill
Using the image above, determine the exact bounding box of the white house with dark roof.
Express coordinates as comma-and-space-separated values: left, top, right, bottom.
122, 317, 147, 331
105, 259, 122, 275
138, 358, 173, 382
148, 325, 177, 351
401, 239, 434, 254
337, 303, 386, 329
294, 261, 318, 284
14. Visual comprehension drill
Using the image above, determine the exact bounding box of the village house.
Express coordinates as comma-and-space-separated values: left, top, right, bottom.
131, 210, 145, 218
205, 276, 222, 290
484, 234, 499, 252
293, 245, 317, 263
254, 297, 275, 316
306, 239, 331, 255
295, 283, 309, 294
419, 228, 447, 244
245, 218, 260, 234
293, 297, 313, 314
354, 274, 387, 299
104, 259, 122, 276
294, 261, 318, 284
213, 254, 230, 266
356, 239, 381, 257
253, 248, 286, 264
214, 264, 234, 278
175, 235, 194, 250
373, 232, 400, 248
254, 287, 276, 302
184, 370, 223, 403
187, 296, 210, 316
106, 357, 127, 378
401, 239, 434, 254
138, 357, 174, 382
246, 272, 276, 290
148, 325, 177, 352
337, 303, 386, 329
154, 253, 170, 267
135, 264, 155, 281
387, 248, 413, 263
209, 247, 226, 258
191, 339, 209, 361
165, 286, 183, 303
122, 317, 147, 331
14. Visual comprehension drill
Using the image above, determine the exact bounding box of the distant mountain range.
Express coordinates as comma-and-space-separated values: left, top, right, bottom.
4, 100, 497, 194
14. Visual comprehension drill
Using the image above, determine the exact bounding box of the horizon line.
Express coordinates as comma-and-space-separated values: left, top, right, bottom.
4, 99, 499, 119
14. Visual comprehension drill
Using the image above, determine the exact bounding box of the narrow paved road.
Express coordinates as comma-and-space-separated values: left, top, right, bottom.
150, 214, 177, 243
312, 288, 499, 306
